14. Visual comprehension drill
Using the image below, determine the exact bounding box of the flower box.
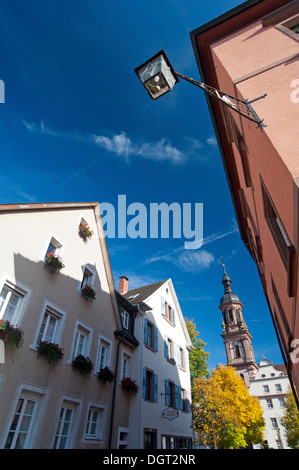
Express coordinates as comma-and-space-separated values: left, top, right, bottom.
81, 284, 96, 302
79, 224, 94, 240
0, 320, 23, 349
98, 366, 114, 383
121, 377, 139, 393
72, 354, 94, 377
37, 341, 64, 367
45, 252, 65, 274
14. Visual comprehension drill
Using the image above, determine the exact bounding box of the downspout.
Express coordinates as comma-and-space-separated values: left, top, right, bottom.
108, 335, 124, 449
136, 304, 144, 449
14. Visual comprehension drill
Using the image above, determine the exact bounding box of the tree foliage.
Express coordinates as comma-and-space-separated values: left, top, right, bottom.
281, 388, 299, 448
192, 365, 264, 448
185, 318, 209, 383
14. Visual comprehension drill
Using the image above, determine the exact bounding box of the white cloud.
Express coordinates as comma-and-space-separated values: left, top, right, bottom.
172, 249, 215, 272
93, 132, 133, 159
93, 132, 184, 164
206, 135, 217, 148
22, 118, 185, 164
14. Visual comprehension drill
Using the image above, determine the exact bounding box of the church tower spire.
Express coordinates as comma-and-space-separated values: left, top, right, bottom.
219, 259, 258, 386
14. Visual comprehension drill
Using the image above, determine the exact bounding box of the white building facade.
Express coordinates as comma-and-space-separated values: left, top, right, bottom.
249, 358, 290, 449
119, 277, 194, 449
0, 202, 133, 449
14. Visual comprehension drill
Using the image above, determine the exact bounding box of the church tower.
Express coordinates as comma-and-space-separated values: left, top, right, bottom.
219, 260, 258, 386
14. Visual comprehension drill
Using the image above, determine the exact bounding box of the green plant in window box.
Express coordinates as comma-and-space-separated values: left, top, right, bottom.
97, 366, 114, 383
121, 377, 139, 393
81, 284, 96, 302
45, 252, 65, 274
37, 341, 64, 367
72, 354, 94, 378
79, 224, 94, 240
0, 320, 24, 349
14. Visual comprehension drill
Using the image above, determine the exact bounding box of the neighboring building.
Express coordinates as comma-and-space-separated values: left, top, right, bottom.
190, 0, 299, 402
219, 263, 258, 387
119, 277, 194, 449
250, 358, 290, 449
218, 264, 291, 448
0, 202, 132, 449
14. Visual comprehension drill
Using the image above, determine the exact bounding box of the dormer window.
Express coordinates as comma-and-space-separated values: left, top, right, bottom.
120, 309, 129, 329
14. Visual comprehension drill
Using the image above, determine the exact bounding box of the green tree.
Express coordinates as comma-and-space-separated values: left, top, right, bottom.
185, 318, 209, 383
281, 388, 299, 448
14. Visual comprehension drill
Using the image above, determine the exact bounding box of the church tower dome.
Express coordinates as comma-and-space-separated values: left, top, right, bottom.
219, 260, 258, 386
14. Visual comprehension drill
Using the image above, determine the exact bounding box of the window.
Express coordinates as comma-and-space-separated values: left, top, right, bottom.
81, 267, 94, 290
84, 405, 105, 441
142, 368, 158, 402
177, 346, 185, 369
37, 309, 59, 344
263, 385, 270, 393
45, 236, 62, 259
120, 309, 129, 330
164, 336, 175, 363
117, 427, 129, 449
4, 397, 37, 449
279, 398, 285, 407
96, 337, 112, 372
143, 318, 158, 351
275, 16, 299, 41
144, 429, 157, 450
271, 418, 278, 429
233, 340, 244, 359
266, 399, 273, 408
261, 180, 294, 269
262, 2, 299, 41
72, 324, 91, 359
121, 352, 131, 380
0, 285, 24, 322
32, 301, 65, 351
161, 297, 176, 325
165, 380, 176, 408
53, 403, 74, 449
275, 383, 282, 392
290, 23, 299, 34
2, 385, 48, 449
0, 275, 31, 325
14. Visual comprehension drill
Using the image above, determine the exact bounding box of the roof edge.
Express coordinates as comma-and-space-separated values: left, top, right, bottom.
0, 202, 99, 212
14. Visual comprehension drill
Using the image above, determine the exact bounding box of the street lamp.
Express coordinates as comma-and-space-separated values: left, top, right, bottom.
134, 49, 267, 127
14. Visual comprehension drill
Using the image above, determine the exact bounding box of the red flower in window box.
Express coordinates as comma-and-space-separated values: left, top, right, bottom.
45, 252, 65, 274
81, 284, 96, 302
121, 377, 139, 393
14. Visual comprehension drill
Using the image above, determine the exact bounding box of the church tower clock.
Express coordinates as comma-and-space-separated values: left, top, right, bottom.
219, 260, 258, 386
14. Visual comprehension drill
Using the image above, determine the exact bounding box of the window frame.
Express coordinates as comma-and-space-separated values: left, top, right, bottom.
1, 383, 49, 449
143, 318, 158, 352
79, 265, 95, 292
120, 308, 129, 330
0, 273, 32, 326
261, 178, 294, 270
44, 235, 63, 261
121, 351, 132, 382
83, 403, 105, 442
142, 368, 158, 403
31, 300, 66, 352
70, 321, 92, 362
95, 336, 112, 373
52, 396, 81, 449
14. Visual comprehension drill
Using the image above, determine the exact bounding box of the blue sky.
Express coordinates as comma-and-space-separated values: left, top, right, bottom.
0, 0, 283, 371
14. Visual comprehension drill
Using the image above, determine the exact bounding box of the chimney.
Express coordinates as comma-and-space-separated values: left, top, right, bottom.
119, 276, 129, 294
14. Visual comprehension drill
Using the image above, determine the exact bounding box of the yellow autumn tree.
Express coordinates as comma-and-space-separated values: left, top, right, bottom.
192, 365, 264, 448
